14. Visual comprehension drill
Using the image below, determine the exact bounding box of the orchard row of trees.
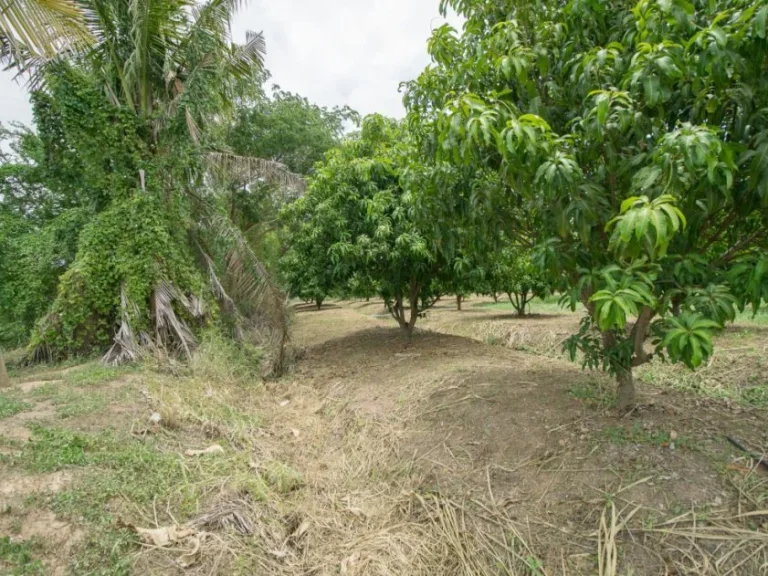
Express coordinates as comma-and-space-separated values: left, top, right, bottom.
279, 116, 551, 323
281, 0, 768, 411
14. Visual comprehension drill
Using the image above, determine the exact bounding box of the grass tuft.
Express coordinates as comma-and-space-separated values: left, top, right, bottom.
0, 394, 32, 419
261, 460, 304, 493
0, 537, 45, 575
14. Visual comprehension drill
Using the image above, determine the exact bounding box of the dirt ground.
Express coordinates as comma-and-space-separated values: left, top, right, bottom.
1, 298, 767, 575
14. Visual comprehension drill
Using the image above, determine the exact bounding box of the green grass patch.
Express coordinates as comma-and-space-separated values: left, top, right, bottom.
62, 363, 134, 387
601, 423, 690, 448
0, 394, 32, 419
29, 380, 128, 420
261, 460, 304, 493
0, 537, 45, 575
568, 382, 615, 409
735, 306, 768, 326
741, 386, 768, 408
8, 427, 191, 574
472, 293, 576, 316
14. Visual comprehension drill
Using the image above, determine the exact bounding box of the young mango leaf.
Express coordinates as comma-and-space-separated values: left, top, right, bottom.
662, 312, 720, 369
606, 194, 686, 259
590, 275, 656, 331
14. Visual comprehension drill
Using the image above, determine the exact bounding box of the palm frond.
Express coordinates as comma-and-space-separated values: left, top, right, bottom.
197, 213, 289, 375
153, 280, 197, 359
0, 0, 93, 59
206, 151, 306, 196
103, 283, 145, 365
224, 29, 265, 81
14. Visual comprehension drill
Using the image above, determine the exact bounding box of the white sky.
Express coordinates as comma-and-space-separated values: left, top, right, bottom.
0, 0, 460, 127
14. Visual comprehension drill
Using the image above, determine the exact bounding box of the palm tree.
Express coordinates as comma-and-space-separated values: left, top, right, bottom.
22, 0, 301, 373
0, 0, 92, 59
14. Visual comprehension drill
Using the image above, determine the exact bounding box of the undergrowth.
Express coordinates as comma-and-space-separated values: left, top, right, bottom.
0, 394, 32, 419
0, 536, 45, 575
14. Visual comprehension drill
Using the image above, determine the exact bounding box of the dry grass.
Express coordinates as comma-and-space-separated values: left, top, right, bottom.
5, 303, 767, 575
638, 327, 768, 407
128, 368, 552, 575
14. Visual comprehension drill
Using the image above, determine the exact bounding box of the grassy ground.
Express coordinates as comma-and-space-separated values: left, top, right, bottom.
1, 300, 766, 575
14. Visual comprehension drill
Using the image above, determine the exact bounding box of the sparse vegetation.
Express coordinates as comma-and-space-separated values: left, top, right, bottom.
0, 300, 765, 574
0, 394, 31, 419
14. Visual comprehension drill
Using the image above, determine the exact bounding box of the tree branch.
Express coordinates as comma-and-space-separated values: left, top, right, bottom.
630, 306, 654, 367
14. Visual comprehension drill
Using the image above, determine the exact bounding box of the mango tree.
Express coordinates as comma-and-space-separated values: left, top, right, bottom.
486, 247, 551, 317
281, 115, 443, 333
407, 0, 768, 410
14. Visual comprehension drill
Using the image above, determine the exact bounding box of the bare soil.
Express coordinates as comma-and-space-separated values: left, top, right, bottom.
1, 299, 766, 575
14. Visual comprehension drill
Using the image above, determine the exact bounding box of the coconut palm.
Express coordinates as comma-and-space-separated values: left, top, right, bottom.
21, 0, 302, 372
0, 0, 92, 60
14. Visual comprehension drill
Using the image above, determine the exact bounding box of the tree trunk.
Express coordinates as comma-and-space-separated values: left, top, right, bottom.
671, 296, 682, 317
315, 299, 323, 310
456, 294, 463, 311
0, 354, 10, 389
519, 290, 528, 317
616, 369, 635, 413
405, 285, 420, 337
492, 293, 499, 304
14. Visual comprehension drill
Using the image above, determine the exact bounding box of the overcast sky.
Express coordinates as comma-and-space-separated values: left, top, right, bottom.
0, 0, 460, 127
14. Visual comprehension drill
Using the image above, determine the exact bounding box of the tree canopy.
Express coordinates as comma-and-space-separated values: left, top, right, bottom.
282, 115, 445, 332
405, 0, 768, 409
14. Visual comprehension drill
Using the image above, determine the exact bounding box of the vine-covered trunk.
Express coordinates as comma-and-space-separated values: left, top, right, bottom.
0, 353, 9, 389
456, 294, 463, 311
616, 369, 635, 413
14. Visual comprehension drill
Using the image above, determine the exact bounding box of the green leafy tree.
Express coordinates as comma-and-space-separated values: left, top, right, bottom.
220, 88, 358, 279
228, 87, 359, 175
282, 115, 443, 333
486, 247, 551, 317
407, 0, 768, 410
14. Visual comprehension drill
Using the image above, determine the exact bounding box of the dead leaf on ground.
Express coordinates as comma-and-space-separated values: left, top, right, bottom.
135, 525, 196, 548
177, 534, 201, 568
184, 444, 224, 457
341, 552, 361, 573
290, 520, 311, 541
268, 548, 288, 558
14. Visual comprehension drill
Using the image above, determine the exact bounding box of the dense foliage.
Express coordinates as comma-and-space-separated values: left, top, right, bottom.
482, 247, 552, 316
281, 116, 445, 332
0, 0, 350, 372
405, 0, 768, 409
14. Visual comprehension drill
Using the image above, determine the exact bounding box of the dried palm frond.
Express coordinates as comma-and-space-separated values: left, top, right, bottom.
102, 284, 146, 366
153, 280, 198, 360
205, 151, 306, 197
189, 497, 256, 535
196, 215, 289, 376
